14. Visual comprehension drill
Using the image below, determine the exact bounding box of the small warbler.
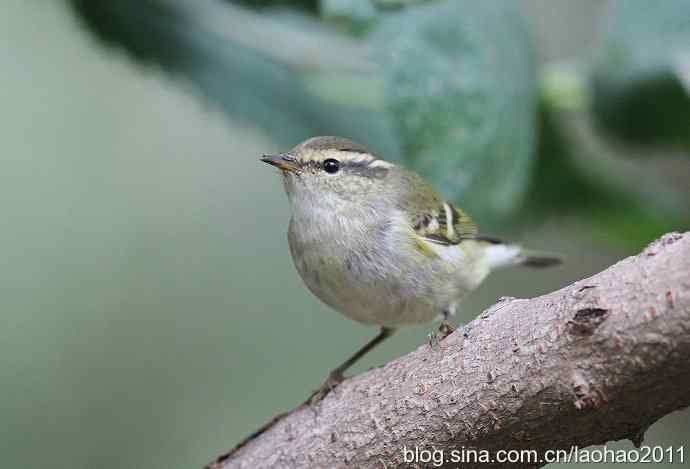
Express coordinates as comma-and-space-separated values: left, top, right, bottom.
261, 136, 560, 401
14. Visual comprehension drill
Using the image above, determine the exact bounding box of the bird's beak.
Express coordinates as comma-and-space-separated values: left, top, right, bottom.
260, 153, 299, 173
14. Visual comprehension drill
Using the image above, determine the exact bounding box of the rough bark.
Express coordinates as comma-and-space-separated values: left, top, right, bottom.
209, 232, 690, 469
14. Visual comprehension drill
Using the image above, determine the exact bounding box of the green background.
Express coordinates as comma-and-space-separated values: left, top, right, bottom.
1, 1, 687, 468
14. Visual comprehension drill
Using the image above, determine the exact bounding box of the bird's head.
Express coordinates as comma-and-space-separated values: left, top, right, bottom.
260, 136, 395, 211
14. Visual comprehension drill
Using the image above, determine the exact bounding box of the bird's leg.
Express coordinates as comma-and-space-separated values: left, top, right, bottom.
440, 306, 458, 335
306, 327, 395, 405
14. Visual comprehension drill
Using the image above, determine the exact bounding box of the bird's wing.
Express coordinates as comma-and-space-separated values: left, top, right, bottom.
395, 169, 478, 246
410, 200, 478, 245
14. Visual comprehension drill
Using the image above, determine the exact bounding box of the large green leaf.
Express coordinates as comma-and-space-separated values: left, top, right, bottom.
71, 0, 538, 225
370, 0, 537, 225
591, 0, 690, 150
68, 0, 400, 158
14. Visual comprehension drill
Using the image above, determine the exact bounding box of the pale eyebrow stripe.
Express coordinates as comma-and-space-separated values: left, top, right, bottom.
347, 154, 373, 164
339, 152, 394, 169
368, 159, 393, 169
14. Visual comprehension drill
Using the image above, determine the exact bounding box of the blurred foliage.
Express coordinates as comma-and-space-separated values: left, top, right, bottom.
69, 0, 689, 245
69, 0, 401, 159
69, 0, 536, 228
525, 106, 685, 250
591, 0, 690, 150
231, 0, 319, 13
320, 0, 426, 29
321, 0, 381, 29
370, 1, 537, 224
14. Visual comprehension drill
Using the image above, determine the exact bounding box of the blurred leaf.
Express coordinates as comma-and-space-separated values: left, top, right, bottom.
591, 0, 690, 150
68, 0, 400, 157
320, 0, 383, 37
540, 62, 589, 112
71, 0, 541, 225
370, 0, 537, 225
321, 0, 380, 26
230, 0, 319, 13
526, 105, 687, 250
319, 0, 428, 33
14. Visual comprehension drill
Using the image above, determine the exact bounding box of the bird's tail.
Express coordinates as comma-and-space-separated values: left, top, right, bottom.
480, 237, 562, 270
517, 249, 563, 268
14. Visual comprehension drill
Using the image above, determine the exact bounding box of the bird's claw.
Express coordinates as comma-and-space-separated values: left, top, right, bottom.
428, 322, 456, 348
305, 371, 344, 405
438, 322, 456, 338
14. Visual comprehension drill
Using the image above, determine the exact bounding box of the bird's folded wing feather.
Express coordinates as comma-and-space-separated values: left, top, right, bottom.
395, 170, 478, 246
410, 201, 478, 245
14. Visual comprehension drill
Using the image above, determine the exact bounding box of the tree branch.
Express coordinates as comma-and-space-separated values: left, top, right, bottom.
209, 232, 690, 469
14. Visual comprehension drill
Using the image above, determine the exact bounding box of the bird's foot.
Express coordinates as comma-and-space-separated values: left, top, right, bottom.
438, 321, 456, 338
305, 371, 344, 405
428, 322, 457, 348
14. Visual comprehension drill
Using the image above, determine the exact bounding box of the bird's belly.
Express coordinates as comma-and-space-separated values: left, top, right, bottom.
297, 253, 440, 326
290, 239, 475, 327
287, 213, 490, 327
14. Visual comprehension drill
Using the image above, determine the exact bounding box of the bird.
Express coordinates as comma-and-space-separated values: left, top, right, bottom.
260, 136, 560, 402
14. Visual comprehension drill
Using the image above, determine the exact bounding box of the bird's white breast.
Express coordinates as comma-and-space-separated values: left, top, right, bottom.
287, 201, 490, 327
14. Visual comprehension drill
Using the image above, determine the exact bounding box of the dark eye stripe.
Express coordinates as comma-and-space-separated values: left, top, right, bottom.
338, 147, 368, 154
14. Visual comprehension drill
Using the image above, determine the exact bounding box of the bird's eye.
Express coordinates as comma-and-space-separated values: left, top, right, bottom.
323, 158, 340, 174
